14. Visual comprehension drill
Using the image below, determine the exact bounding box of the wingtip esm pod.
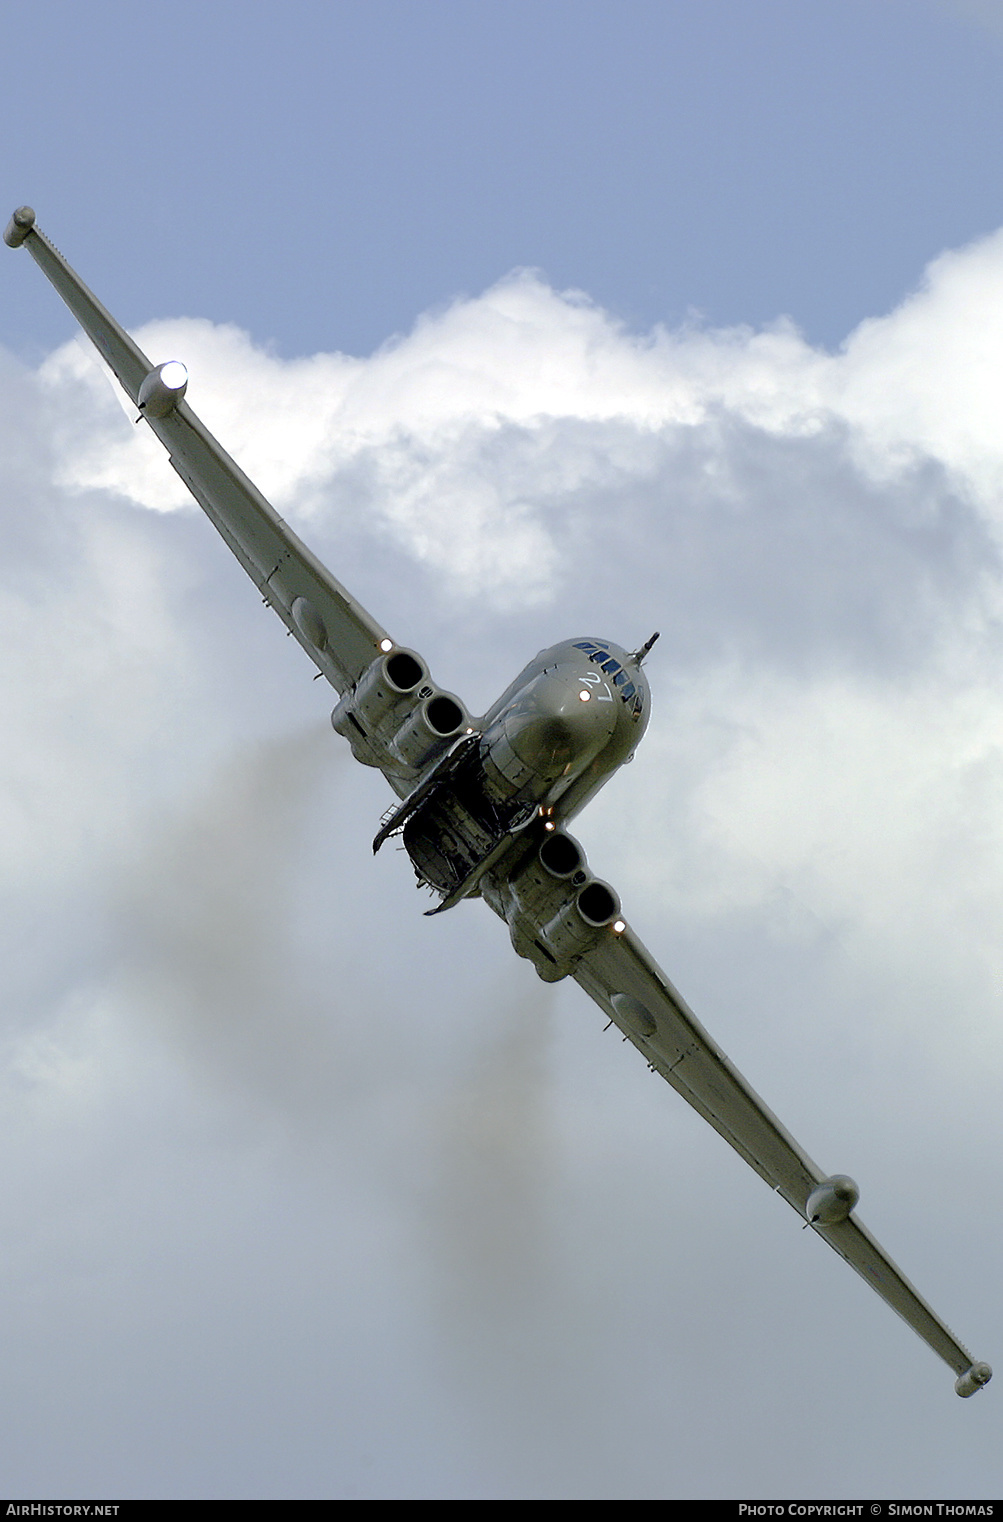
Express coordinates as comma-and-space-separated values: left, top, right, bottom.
138, 361, 189, 418
955, 1361, 992, 1398
4, 206, 35, 248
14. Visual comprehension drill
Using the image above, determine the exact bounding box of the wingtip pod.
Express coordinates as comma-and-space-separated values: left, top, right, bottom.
805, 1175, 860, 1225
955, 1362, 992, 1398
4, 206, 35, 248
138, 361, 188, 418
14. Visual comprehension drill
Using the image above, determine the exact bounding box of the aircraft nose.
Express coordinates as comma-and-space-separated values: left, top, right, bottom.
497, 670, 618, 779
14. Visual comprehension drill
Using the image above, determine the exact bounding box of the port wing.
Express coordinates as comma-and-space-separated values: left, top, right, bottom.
574, 918, 992, 1395
6, 207, 469, 796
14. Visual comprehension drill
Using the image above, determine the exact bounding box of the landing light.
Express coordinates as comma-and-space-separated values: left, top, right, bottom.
578, 689, 591, 702
379, 638, 394, 652
159, 360, 187, 390
613, 920, 626, 934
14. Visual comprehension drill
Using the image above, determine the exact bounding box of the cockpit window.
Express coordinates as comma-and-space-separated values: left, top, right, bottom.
573, 641, 641, 711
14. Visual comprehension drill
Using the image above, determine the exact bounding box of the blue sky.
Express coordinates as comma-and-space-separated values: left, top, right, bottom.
6, 1, 1003, 356
2, 0, 1003, 1501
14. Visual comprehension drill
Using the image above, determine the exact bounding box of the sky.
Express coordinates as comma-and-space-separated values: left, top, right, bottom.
1, 0, 1003, 1501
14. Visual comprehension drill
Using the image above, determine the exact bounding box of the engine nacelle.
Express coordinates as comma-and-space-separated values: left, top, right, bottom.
497, 831, 616, 979
955, 1361, 992, 1398
539, 878, 621, 962
538, 829, 585, 880
332, 647, 426, 765
504, 831, 588, 923
805, 1176, 860, 1225
388, 691, 467, 768
332, 648, 468, 773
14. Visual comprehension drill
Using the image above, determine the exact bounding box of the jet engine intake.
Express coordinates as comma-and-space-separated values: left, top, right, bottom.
389, 692, 467, 769
332, 647, 427, 765
492, 830, 618, 977
503, 830, 588, 922
331, 648, 468, 773
538, 829, 585, 879
539, 878, 621, 962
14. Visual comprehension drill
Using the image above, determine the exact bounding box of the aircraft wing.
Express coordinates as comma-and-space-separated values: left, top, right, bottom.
6, 207, 449, 797
573, 919, 992, 1393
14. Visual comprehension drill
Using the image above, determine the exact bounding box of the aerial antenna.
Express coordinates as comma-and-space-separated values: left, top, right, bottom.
632, 631, 660, 665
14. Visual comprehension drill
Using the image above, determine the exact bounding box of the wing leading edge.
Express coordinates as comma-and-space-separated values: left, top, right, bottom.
574, 920, 991, 1393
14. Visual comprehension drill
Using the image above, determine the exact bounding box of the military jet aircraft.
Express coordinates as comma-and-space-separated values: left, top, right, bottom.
6, 204, 992, 1398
